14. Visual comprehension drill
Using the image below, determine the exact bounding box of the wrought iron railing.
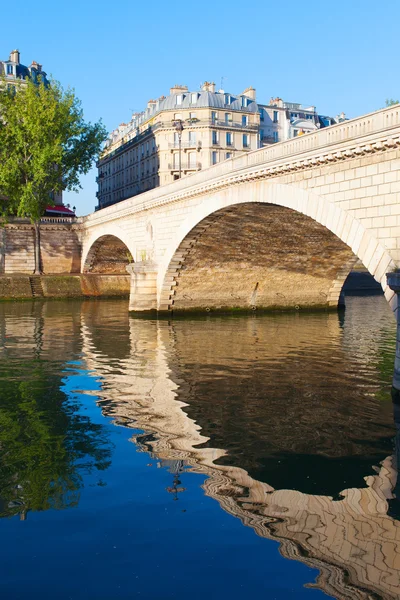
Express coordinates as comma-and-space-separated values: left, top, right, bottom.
168, 162, 202, 171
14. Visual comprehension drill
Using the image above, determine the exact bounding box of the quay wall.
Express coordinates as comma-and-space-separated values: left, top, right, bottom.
0, 221, 81, 275
0, 274, 130, 300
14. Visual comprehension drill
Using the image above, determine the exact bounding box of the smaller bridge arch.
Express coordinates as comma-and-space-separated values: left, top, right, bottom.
83, 234, 134, 274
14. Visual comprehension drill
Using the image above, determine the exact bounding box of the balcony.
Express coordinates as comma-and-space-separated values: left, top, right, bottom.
168, 162, 202, 171
211, 119, 258, 130
168, 141, 202, 149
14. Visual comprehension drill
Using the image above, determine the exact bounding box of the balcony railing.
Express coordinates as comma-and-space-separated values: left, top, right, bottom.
100, 118, 258, 161
168, 141, 202, 149
211, 119, 258, 130
168, 162, 202, 171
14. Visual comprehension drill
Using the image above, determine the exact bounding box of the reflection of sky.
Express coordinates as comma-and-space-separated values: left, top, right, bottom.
0, 358, 327, 600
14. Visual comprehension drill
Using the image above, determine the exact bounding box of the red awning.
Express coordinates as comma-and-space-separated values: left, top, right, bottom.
45, 205, 75, 215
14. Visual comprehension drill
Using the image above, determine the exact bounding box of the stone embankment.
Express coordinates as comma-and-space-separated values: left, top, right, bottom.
0, 275, 130, 300
0, 219, 130, 300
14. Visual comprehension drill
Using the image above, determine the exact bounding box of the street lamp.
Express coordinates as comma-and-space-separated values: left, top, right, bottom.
173, 119, 184, 179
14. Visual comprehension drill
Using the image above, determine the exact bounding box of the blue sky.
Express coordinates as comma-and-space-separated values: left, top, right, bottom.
2, 0, 399, 215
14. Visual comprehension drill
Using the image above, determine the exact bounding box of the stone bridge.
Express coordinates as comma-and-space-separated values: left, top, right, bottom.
81, 105, 400, 314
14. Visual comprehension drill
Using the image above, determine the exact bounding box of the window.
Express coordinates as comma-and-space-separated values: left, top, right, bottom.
242, 115, 248, 126
293, 130, 298, 137
259, 109, 264, 121
188, 131, 196, 145
6, 64, 13, 75
226, 132, 232, 146
211, 111, 217, 124
189, 112, 197, 120
273, 111, 278, 123
188, 152, 196, 167
273, 131, 279, 142
241, 96, 246, 107
290, 112, 299, 119
243, 134, 249, 148
173, 153, 180, 167
176, 94, 183, 105
260, 130, 264, 140
305, 114, 314, 120
224, 93, 231, 105
174, 113, 182, 120
191, 93, 198, 103
212, 130, 219, 145
225, 112, 231, 123
226, 152, 232, 159
212, 151, 218, 165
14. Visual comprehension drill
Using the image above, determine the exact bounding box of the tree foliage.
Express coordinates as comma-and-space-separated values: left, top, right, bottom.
0, 357, 113, 518
385, 98, 399, 107
0, 76, 107, 221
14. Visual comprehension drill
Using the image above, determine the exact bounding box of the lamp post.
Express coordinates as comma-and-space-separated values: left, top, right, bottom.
174, 119, 184, 179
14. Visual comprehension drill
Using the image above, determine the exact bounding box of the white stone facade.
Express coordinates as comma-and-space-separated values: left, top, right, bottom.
97, 84, 337, 210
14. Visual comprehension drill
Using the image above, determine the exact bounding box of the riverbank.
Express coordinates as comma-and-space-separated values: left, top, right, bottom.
0, 274, 130, 300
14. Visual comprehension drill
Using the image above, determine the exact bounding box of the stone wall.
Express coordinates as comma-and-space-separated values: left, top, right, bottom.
0, 274, 130, 300
1, 222, 81, 274
167, 204, 357, 312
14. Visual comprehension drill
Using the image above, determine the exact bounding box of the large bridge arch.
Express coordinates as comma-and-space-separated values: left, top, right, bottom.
158, 182, 397, 312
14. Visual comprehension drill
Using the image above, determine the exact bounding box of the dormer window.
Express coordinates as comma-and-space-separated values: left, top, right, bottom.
191, 93, 198, 104
6, 64, 13, 75
241, 96, 246, 108
176, 94, 183, 105
224, 94, 231, 105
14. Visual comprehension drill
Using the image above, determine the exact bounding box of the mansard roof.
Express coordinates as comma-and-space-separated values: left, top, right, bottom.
159, 90, 258, 113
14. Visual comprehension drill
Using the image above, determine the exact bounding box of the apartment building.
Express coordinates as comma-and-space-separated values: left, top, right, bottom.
96, 82, 260, 209
96, 82, 338, 210
258, 97, 336, 145
0, 49, 49, 90
0, 49, 66, 212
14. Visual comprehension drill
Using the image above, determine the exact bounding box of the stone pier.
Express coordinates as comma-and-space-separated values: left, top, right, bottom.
127, 261, 158, 312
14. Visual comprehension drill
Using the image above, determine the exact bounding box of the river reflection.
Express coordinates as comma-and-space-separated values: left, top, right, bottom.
0, 297, 399, 599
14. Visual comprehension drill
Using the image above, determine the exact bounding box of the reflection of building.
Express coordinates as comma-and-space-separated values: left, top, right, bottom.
79, 302, 400, 600
96, 84, 338, 210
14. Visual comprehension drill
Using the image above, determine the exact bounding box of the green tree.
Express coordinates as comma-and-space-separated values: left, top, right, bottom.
385, 98, 399, 107
0, 76, 107, 273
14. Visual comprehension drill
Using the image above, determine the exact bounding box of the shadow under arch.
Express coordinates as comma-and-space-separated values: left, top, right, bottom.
158, 182, 397, 312
82, 234, 134, 274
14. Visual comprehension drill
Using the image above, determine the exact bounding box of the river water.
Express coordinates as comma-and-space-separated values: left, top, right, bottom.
0, 295, 399, 599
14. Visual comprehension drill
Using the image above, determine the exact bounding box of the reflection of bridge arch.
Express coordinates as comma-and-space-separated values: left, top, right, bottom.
78, 304, 399, 600
82, 234, 134, 274
158, 184, 395, 312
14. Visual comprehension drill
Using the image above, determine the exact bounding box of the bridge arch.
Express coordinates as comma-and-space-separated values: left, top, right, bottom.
82, 233, 134, 274
158, 182, 397, 312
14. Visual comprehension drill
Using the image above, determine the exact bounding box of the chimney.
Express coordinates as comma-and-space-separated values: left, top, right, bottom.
9, 49, 20, 64
269, 97, 283, 108
242, 87, 256, 101
170, 84, 188, 95
201, 81, 216, 93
